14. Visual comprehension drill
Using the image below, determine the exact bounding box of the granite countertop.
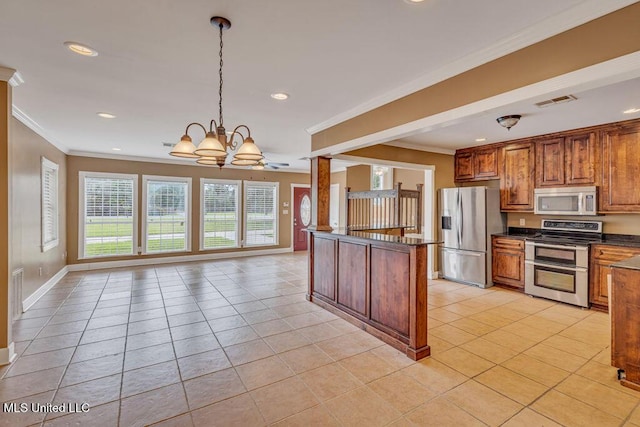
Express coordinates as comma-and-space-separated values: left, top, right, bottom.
491, 228, 640, 248
611, 255, 640, 271
313, 228, 440, 246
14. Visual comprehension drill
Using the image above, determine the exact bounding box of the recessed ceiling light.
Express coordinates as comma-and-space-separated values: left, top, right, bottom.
112, 148, 121, 151
97, 112, 116, 119
270, 93, 289, 101
475, 138, 486, 142
404, 0, 425, 3
64, 41, 98, 57
623, 108, 640, 114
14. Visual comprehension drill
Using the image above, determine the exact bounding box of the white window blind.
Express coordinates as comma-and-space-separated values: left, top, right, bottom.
201, 179, 240, 249
144, 177, 190, 253
244, 182, 278, 246
81, 173, 137, 258
41, 157, 59, 252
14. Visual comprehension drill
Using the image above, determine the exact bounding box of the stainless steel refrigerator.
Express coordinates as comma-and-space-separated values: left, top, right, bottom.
439, 187, 505, 288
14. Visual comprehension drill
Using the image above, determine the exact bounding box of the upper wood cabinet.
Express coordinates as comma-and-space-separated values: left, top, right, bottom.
535, 137, 565, 187
454, 145, 500, 182
501, 142, 535, 211
535, 132, 597, 187
601, 123, 640, 212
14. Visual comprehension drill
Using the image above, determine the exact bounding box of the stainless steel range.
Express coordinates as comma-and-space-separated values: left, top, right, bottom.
525, 220, 603, 308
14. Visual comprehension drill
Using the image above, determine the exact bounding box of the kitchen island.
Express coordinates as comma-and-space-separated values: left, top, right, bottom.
611, 255, 640, 391
307, 229, 439, 360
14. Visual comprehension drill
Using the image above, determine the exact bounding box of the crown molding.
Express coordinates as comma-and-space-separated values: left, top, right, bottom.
67, 150, 311, 173
383, 141, 455, 156
12, 105, 69, 153
0, 67, 24, 87
306, 0, 638, 135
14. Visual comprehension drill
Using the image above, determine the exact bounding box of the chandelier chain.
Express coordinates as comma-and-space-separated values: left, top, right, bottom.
218, 23, 224, 126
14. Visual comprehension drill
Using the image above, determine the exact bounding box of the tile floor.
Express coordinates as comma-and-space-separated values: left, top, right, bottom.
1, 252, 639, 426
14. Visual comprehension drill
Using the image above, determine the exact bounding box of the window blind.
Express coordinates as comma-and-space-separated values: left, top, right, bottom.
202, 180, 239, 249
83, 176, 135, 257
145, 179, 189, 253
41, 158, 59, 251
244, 182, 278, 246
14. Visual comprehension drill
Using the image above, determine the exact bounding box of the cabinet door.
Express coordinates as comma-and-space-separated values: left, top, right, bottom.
491, 236, 525, 289
501, 142, 535, 211
602, 125, 640, 211
590, 261, 611, 309
474, 147, 500, 179
454, 151, 474, 181
535, 137, 565, 187
565, 132, 597, 185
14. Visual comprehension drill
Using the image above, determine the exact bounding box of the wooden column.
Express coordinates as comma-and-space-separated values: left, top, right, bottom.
308, 156, 332, 232
0, 67, 17, 365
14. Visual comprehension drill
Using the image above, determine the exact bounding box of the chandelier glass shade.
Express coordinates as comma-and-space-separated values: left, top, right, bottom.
169, 16, 264, 167
496, 115, 521, 131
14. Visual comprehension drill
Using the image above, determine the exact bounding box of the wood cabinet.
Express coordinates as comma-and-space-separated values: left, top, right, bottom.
491, 236, 525, 290
601, 124, 640, 212
611, 263, 640, 391
590, 244, 640, 312
501, 142, 535, 211
309, 231, 433, 360
454, 145, 500, 182
535, 132, 597, 187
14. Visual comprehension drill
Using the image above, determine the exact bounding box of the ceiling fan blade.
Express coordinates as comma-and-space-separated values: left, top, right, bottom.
267, 164, 280, 170
267, 162, 289, 167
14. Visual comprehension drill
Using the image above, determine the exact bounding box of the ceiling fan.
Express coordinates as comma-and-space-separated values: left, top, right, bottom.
252, 160, 289, 170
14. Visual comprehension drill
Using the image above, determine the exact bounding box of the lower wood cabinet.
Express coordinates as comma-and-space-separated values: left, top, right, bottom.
590, 244, 640, 312
491, 236, 525, 290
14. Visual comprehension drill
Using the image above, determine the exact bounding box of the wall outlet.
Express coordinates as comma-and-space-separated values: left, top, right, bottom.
283, 209, 289, 215
519, 218, 526, 226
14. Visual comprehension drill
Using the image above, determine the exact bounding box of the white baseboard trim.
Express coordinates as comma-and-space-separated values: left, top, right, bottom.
22, 266, 69, 312
68, 247, 294, 272
0, 342, 17, 366
429, 270, 441, 280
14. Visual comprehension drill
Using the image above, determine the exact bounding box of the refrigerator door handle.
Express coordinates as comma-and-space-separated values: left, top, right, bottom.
457, 191, 462, 248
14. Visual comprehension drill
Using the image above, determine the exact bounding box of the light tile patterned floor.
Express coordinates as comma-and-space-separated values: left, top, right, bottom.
1, 253, 639, 426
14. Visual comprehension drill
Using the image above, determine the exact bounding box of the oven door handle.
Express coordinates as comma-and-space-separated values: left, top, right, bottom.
525, 242, 588, 251
525, 260, 588, 272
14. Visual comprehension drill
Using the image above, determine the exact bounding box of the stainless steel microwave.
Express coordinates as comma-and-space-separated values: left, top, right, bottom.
534, 186, 597, 215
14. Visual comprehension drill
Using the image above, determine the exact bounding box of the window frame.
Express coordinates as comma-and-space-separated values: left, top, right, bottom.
371, 165, 393, 191
200, 178, 241, 251
41, 157, 60, 252
243, 181, 279, 248
78, 171, 139, 260
142, 175, 192, 255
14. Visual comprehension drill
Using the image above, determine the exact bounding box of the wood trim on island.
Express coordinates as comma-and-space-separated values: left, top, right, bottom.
307, 230, 436, 360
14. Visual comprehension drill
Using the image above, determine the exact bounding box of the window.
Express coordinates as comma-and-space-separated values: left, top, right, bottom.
244, 182, 278, 246
371, 165, 393, 190
79, 172, 137, 258
41, 157, 59, 252
143, 176, 191, 253
201, 179, 240, 250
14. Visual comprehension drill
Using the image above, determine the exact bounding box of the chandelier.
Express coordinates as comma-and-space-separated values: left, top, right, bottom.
496, 114, 521, 131
170, 16, 263, 167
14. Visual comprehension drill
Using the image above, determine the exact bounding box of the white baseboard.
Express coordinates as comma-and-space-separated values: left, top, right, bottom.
0, 342, 17, 366
68, 247, 294, 272
429, 270, 440, 280
22, 266, 69, 312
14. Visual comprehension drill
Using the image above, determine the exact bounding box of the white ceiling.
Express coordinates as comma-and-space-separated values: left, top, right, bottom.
1, 0, 638, 171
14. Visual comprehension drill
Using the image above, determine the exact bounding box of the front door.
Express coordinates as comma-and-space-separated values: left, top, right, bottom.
293, 187, 311, 251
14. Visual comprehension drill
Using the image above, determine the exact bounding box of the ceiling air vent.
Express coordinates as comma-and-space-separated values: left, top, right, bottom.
535, 95, 577, 108
162, 142, 176, 148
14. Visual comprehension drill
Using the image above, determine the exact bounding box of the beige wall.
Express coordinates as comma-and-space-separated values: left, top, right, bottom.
66, 156, 309, 264
330, 170, 346, 229
343, 145, 455, 193
507, 213, 640, 236
394, 168, 424, 191
345, 164, 371, 191
10, 118, 67, 301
